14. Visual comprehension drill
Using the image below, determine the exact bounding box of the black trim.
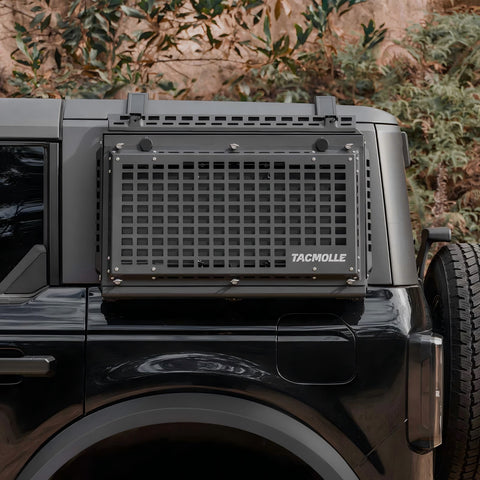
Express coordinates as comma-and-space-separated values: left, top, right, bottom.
17, 393, 359, 480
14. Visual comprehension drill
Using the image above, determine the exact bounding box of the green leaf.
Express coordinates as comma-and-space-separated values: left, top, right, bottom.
68, 0, 81, 16
135, 30, 155, 41
14, 22, 27, 34
54, 48, 62, 69
263, 14, 271, 44
15, 34, 32, 61
158, 79, 175, 91
40, 14, 52, 31
30, 12, 45, 28
120, 6, 145, 19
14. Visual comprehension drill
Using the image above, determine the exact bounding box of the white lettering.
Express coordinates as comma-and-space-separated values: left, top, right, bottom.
290, 253, 347, 263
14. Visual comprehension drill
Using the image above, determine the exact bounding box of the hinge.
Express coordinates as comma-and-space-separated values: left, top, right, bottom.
126, 92, 148, 127
315, 96, 337, 126
107, 92, 150, 130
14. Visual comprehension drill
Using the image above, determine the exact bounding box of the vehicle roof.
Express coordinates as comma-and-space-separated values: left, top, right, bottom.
63, 98, 398, 124
0, 97, 398, 140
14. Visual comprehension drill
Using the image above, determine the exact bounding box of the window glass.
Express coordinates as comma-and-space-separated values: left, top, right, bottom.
0, 146, 44, 282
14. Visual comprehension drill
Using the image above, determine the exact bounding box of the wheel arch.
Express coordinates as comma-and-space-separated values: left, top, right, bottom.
17, 393, 358, 480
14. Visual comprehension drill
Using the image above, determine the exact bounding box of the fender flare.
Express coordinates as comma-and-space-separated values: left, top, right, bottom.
18, 393, 359, 480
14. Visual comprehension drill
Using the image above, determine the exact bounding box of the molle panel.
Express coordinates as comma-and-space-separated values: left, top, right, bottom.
100, 133, 368, 298
277, 313, 356, 384
109, 153, 358, 276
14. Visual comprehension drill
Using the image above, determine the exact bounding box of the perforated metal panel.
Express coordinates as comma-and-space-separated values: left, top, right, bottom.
105, 151, 361, 278
108, 114, 356, 131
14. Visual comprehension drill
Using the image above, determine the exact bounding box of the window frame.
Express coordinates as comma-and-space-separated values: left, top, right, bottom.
0, 141, 60, 300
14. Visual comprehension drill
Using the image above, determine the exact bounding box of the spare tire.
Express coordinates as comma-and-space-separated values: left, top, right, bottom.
424, 243, 480, 480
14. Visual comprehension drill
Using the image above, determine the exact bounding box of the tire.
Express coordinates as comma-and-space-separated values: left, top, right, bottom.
424, 243, 480, 480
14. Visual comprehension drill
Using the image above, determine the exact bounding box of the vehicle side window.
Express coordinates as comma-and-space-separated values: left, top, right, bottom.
0, 145, 44, 283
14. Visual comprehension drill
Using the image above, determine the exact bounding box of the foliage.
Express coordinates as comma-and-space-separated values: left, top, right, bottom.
371, 13, 480, 244
3, 1, 480, 246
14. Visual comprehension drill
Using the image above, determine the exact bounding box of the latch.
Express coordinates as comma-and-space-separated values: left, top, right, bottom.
315, 96, 337, 126
125, 92, 148, 127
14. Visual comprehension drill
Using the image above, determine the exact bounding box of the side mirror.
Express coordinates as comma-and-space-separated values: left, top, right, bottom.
416, 227, 451, 281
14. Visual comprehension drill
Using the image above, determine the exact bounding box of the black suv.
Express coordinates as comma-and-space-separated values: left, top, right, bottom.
0, 94, 478, 480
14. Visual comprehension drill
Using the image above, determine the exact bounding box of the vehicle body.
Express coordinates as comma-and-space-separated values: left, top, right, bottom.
0, 95, 448, 479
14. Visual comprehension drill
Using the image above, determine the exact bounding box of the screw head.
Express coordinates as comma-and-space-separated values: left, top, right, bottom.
230, 278, 240, 286
229, 143, 239, 151
115, 156, 120, 161
312, 266, 318, 272
311, 157, 316, 162
152, 267, 156, 272
349, 267, 354, 271
114, 266, 119, 272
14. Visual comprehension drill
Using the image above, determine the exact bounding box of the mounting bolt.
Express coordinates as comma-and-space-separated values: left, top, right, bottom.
114, 266, 119, 272
349, 267, 354, 271
152, 157, 157, 161
346, 278, 357, 286
311, 157, 316, 162
115, 156, 120, 161
152, 276, 156, 280
229, 143, 239, 152
344, 143, 354, 150
115, 143, 125, 150
112, 278, 123, 286
230, 278, 240, 286
312, 276, 317, 280
138, 137, 153, 152
312, 266, 318, 272
152, 267, 156, 272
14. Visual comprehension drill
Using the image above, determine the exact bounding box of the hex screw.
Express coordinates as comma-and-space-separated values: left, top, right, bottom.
312, 266, 318, 272
115, 156, 120, 161
114, 266, 119, 272
230, 278, 240, 286
349, 267, 354, 271
152, 267, 156, 272
229, 143, 239, 152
